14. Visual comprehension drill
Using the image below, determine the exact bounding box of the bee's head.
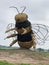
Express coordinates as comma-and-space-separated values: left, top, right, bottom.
10, 6, 28, 22
15, 13, 28, 22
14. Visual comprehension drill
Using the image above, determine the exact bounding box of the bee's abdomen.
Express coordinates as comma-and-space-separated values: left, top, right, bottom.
18, 40, 33, 49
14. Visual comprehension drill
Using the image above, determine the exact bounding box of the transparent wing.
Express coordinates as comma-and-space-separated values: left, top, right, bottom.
32, 24, 49, 45
6, 23, 17, 40
6, 23, 49, 45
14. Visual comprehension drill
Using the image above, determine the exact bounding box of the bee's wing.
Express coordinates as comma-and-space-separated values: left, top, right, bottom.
32, 24, 49, 45
6, 23, 17, 40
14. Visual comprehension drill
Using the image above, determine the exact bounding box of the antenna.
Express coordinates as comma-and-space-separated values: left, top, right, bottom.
21, 6, 26, 13
9, 6, 19, 13
9, 6, 26, 13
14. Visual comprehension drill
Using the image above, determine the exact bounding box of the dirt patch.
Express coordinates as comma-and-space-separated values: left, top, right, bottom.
0, 49, 49, 64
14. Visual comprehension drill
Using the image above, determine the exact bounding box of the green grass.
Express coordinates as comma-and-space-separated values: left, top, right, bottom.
0, 61, 49, 65
44, 52, 49, 56
0, 61, 30, 65
0, 61, 14, 65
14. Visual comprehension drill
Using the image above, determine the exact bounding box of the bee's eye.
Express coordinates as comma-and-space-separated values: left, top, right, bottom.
17, 19, 20, 21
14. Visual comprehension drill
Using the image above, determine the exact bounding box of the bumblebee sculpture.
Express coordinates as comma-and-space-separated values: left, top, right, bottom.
4, 6, 36, 49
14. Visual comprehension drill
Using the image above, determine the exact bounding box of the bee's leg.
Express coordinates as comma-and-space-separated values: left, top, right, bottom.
21, 28, 27, 35
5, 27, 17, 33
4, 34, 17, 40
33, 41, 36, 49
31, 34, 36, 49
9, 40, 18, 47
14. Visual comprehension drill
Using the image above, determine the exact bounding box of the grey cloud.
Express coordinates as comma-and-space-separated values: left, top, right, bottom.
0, 0, 49, 49
0, 0, 49, 21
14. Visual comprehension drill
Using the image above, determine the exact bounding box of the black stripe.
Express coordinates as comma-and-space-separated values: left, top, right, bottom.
17, 30, 34, 42
15, 20, 31, 29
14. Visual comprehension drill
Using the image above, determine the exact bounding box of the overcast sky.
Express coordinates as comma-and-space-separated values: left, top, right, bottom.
0, 0, 49, 49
